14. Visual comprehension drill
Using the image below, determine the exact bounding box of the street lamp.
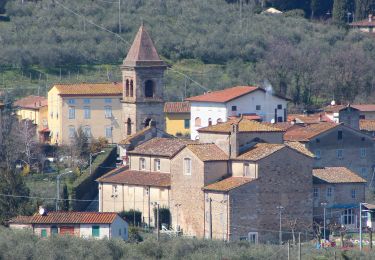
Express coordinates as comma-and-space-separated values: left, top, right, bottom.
56, 170, 73, 211
151, 202, 160, 241
89, 150, 105, 175
277, 205, 284, 245
321, 202, 328, 242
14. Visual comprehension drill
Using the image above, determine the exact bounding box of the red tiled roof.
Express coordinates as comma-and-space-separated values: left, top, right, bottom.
10, 212, 119, 224
350, 18, 375, 27
323, 105, 346, 113
164, 102, 191, 113
14, 95, 47, 110
284, 122, 338, 142
98, 169, 171, 187
187, 143, 228, 161
198, 118, 284, 134
228, 114, 261, 121
54, 82, 122, 96
186, 86, 260, 103
352, 104, 375, 112
313, 167, 367, 184
128, 137, 195, 157
203, 177, 254, 192
360, 119, 375, 131
287, 113, 333, 124
263, 122, 301, 131
8, 215, 33, 224
118, 126, 153, 145
236, 143, 285, 161
123, 25, 166, 67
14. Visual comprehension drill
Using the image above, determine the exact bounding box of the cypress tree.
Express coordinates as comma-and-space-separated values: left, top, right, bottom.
62, 184, 69, 211
355, 0, 374, 20
333, 0, 350, 25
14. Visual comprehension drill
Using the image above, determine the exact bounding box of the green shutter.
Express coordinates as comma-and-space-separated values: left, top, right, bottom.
184, 119, 190, 129
41, 229, 47, 238
92, 226, 100, 237
51, 226, 58, 235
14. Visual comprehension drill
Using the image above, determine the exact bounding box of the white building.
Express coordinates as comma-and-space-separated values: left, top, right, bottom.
186, 86, 288, 140
8, 211, 129, 240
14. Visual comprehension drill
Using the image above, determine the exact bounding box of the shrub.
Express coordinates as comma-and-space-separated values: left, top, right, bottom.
153, 207, 171, 229
119, 210, 142, 226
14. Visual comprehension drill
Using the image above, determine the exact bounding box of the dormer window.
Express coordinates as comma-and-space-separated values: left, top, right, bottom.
145, 80, 154, 98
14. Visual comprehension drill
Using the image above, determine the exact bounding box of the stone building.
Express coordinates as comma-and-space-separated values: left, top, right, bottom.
312, 167, 366, 230
97, 137, 194, 227
121, 25, 167, 136
170, 141, 314, 242
284, 122, 375, 182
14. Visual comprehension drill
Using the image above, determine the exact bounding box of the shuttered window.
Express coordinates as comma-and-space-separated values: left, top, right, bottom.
92, 226, 100, 237
41, 229, 47, 238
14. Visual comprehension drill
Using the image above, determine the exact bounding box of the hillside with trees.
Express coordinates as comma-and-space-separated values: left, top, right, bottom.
1, 0, 375, 108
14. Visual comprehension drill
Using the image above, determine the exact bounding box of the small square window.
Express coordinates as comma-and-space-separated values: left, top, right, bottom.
277, 116, 283, 122
68, 99, 76, 105
231, 106, 237, 112
83, 98, 91, 104
316, 138, 320, 143
256, 105, 261, 110
105, 98, 112, 103
277, 104, 282, 109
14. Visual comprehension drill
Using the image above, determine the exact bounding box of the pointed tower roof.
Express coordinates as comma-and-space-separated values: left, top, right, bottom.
123, 25, 166, 68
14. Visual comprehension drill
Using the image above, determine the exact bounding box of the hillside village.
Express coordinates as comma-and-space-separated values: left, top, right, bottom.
1, 24, 374, 247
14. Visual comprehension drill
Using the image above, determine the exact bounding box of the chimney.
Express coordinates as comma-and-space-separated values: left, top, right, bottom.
230, 121, 240, 158
38, 206, 47, 216
369, 14, 373, 22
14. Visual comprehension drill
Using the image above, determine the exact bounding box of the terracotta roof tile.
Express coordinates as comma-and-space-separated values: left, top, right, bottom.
128, 137, 195, 157
263, 122, 301, 131
350, 18, 375, 27
186, 86, 260, 103
8, 215, 33, 224
187, 143, 228, 161
118, 126, 153, 145
123, 25, 166, 67
236, 143, 284, 161
98, 169, 171, 187
313, 167, 367, 184
10, 212, 119, 224
323, 105, 346, 113
228, 114, 261, 121
164, 102, 191, 113
352, 104, 375, 112
198, 118, 284, 134
285, 141, 315, 157
14, 95, 47, 109
287, 113, 333, 124
53, 82, 122, 96
284, 122, 338, 142
203, 177, 254, 192
360, 119, 375, 131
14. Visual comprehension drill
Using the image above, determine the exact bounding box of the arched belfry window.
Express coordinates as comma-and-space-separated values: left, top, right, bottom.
130, 80, 134, 97
145, 80, 154, 98
127, 118, 132, 135
125, 79, 129, 97
144, 118, 152, 128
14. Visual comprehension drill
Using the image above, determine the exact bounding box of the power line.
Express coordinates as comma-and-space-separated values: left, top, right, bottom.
54, 0, 130, 46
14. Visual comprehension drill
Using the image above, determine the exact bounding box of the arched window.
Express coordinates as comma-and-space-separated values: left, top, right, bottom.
208, 118, 212, 126
125, 79, 129, 97
217, 118, 223, 124
130, 80, 134, 97
127, 118, 132, 136
144, 80, 154, 98
195, 117, 201, 127
144, 118, 152, 127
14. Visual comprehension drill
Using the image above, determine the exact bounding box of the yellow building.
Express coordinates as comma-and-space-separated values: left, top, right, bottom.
48, 83, 123, 145
14, 95, 49, 142
164, 102, 190, 137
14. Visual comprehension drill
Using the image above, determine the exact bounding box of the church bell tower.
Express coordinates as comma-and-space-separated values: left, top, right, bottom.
121, 25, 167, 136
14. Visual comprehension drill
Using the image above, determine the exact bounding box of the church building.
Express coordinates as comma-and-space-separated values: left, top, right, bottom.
121, 25, 167, 136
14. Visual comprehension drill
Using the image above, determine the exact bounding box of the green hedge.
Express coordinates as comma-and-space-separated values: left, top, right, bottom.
71, 147, 116, 211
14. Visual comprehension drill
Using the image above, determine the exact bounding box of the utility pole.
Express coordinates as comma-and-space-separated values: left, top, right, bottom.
118, 0, 121, 34
209, 198, 213, 239
175, 203, 181, 232
156, 203, 160, 241
287, 240, 290, 260
321, 202, 328, 242
277, 205, 284, 245
298, 232, 301, 260
360, 202, 362, 251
